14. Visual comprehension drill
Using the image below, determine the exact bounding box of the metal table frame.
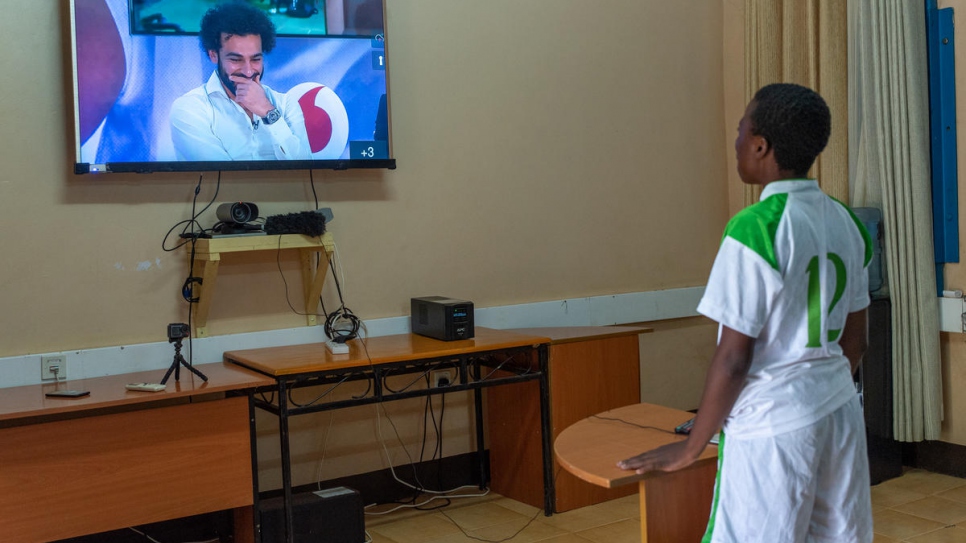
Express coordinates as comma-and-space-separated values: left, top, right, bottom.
229, 340, 553, 543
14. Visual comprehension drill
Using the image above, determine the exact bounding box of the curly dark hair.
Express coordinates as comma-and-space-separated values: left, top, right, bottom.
199, 2, 277, 54
750, 83, 831, 176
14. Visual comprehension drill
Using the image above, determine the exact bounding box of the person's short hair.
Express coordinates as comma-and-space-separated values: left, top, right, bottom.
200, 2, 277, 54
750, 83, 831, 176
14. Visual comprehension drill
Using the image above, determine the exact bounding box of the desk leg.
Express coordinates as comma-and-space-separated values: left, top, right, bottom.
278, 381, 295, 543
538, 345, 554, 516
474, 387, 486, 490
638, 461, 716, 543
248, 393, 260, 543
230, 393, 261, 543
233, 507, 255, 543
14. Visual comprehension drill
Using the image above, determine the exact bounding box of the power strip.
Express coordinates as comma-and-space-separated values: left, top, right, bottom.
325, 340, 349, 355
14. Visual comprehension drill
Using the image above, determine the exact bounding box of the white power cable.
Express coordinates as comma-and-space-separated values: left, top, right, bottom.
315, 410, 336, 490
371, 402, 489, 500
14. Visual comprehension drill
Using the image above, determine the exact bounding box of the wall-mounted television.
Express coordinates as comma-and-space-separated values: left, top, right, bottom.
70, 0, 394, 174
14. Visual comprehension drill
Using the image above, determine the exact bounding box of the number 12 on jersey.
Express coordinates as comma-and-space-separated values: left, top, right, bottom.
805, 252, 847, 347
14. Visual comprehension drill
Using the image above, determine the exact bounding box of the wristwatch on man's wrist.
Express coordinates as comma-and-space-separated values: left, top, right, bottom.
262, 108, 281, 125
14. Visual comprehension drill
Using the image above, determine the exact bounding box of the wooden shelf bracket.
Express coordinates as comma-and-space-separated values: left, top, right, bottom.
186, 233, 335, 337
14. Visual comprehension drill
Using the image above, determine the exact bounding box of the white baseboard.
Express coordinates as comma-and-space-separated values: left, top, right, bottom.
0, 286, 704, 389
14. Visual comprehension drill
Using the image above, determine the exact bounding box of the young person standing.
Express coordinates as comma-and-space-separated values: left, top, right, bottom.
619, 83, 874, 543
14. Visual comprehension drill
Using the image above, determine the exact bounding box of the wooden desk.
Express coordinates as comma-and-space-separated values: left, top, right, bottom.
0, 363, 274, 543
224, 327, 553, 543
555, 403, 718, 543
487, 326, 651, 512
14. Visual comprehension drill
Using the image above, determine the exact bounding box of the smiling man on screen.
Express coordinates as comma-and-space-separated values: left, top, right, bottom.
169, 2, 311, 161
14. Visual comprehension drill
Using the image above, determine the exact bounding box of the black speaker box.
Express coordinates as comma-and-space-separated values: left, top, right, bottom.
260, 487, 365, 543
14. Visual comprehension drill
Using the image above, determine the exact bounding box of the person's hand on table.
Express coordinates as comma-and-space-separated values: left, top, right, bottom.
617, 440, 699, 474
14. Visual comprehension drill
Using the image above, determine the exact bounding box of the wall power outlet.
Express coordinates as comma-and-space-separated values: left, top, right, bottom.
41, 355, 67, 381
430, 369, 455, 388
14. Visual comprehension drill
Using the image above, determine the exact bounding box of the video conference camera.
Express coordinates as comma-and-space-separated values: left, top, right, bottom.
167, 323, 190, 343
216, 202, 259, 224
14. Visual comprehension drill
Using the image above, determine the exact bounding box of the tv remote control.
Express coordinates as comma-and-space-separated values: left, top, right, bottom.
126, 383, 166, 392
674, 417, 695, 435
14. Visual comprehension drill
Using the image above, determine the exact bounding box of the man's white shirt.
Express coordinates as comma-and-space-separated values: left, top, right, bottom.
169, 71, 311, 161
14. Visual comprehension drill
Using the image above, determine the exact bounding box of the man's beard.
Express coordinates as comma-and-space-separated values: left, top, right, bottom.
217, 59, 262, 97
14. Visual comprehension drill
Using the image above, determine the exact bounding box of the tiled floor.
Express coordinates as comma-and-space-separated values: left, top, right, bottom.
871, 469, 966, 542
365, 490, 641, 543
363, 469, 966, 543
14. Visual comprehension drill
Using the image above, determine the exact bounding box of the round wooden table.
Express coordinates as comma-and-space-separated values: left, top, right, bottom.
554, 403, 719, 542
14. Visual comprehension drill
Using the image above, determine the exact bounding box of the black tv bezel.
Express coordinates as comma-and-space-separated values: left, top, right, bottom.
70, 0, 395, 176
74, 159, 396, 175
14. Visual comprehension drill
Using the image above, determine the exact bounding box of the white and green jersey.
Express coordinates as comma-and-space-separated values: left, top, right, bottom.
697, 179, 873, 438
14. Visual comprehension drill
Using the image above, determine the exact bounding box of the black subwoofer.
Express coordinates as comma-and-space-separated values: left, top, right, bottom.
260, 487, 365, 543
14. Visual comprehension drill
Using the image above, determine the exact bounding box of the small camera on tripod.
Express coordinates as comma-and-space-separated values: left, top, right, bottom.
167, 323, 190, 343
161, 322, 207, 385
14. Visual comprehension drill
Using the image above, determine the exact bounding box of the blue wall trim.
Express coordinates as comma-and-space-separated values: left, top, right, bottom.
927, 0, 960, 278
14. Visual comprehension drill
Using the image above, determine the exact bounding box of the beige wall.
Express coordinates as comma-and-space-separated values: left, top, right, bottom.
3, 1, 732, 488
0, 1, 729, 357
638, 317, 719, 411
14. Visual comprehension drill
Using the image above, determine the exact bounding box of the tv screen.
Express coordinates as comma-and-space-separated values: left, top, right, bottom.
70, 0, 394, 174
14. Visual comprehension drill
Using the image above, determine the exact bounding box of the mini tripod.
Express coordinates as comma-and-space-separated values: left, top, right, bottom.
160, 323, 208, 385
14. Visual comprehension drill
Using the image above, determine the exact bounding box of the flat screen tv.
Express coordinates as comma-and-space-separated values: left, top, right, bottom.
70, 0, 394, 174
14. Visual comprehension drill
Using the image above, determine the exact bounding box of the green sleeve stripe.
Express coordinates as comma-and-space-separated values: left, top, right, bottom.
722, 194, 787, 271
832, 197, 874, 267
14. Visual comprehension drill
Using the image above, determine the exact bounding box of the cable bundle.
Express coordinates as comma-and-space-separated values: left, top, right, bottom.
325, 306, 360, 343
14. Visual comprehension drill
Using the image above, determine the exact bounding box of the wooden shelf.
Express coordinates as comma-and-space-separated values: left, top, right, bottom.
187, 232, 335, 337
